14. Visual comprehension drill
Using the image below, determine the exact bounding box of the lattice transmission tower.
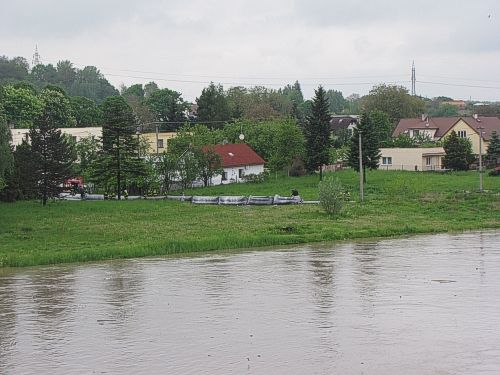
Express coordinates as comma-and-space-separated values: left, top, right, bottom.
32, 45, 42, 67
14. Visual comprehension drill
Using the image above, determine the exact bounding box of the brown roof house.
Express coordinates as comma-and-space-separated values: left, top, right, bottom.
330, 115, 359, 146
330, 115, 359, 134
393, 115, 500, 154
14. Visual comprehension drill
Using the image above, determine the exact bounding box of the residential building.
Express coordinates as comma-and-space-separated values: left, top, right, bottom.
208, 143, 265, 185
330, 115, 359, 137
393, 115, 500, 154
140, 132, 178, 155
10, 127, 102, 148
379, 147, 445, 171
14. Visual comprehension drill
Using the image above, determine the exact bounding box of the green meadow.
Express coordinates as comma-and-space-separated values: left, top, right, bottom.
1, 170, 499, 267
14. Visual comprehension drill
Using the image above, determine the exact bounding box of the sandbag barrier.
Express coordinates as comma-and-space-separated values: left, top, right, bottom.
182, 195, 303, 205
59, 194, 307, 205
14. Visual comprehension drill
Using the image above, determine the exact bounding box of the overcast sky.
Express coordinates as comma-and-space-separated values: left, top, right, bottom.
2, 0, 500, 102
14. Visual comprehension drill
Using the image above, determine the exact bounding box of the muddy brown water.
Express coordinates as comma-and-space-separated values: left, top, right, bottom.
1, 231, 499, 374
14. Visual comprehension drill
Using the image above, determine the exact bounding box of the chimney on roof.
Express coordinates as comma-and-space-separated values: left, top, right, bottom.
473, 113, 479, 120
421, 113, 428, 122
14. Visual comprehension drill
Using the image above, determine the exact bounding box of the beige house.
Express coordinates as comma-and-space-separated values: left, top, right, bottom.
393, 115, 500, 154
379, 147, 445, 171
11, 127, 180, 156
140, 132, 178, 155
10, 127, 102, 148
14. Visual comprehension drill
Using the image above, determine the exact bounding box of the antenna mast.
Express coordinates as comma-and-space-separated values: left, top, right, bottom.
32, 45, 42, 67
411, 61, 416, 96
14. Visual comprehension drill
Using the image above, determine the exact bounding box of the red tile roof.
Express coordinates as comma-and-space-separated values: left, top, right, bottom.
207, 143, 266, 168
393, 116, 500, 140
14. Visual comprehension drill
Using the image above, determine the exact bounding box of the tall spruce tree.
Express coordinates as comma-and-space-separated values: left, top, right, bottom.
0, 102, 13, 191
30, 112, 76, 206
94, 96, 146, 199
2, 140, 39, 201
348, 112, 382, 179
486, 131, 500, 165
304, 86, 331, 180
443, 130, 475, 171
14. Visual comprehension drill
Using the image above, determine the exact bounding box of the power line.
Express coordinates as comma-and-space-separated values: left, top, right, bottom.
419, 74, 500, 85
41, 57, 407, 82
417, 80, 500, 90
103, 72, 410, 87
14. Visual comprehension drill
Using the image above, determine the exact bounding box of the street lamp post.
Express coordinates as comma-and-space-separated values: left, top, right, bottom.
478, 126, 484, 192
358, 130, 364, 202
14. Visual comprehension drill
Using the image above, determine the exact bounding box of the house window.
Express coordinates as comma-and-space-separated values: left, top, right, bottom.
458, 130, 466, 138
71, 136, 77, 143
382, 157, 392, 165
157, 139, 164, 148
425, 156, 432, 166
238, 168, 244, 178
413, 129, 420, 136
222, 172, 228, 181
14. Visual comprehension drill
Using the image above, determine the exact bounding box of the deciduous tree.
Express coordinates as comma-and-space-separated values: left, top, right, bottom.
197, 146, 222, 187
0, 56, 29, 85
363, 84, 425, 123
38, 87, 76, 128
2, 85, 43, 128
325, 89, 347, 114
146, 88, 187, 129
196, 82, 230, 125
70, 96, 102, 127
0, 103, 13, 190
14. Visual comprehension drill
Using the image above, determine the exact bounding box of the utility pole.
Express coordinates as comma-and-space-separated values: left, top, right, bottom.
117, 139, 121, 200
478, 126, 484, 192
358, 130, 364, 202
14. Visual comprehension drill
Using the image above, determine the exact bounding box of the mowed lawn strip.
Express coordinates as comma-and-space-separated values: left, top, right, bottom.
1, 170, 499, 267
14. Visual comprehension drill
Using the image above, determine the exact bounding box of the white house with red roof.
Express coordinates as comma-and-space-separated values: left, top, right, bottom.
208, 143, 265, 185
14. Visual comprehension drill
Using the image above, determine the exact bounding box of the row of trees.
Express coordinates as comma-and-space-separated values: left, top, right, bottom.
1, 84, 102, 128
0, 56, 118, 102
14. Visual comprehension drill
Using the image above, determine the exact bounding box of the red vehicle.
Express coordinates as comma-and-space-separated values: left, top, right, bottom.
63, 176, 84, 194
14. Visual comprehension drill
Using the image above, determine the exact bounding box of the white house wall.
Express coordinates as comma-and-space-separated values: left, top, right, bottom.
10, 127, 102, 148
412, 128, 437, 139
379, 147, 445, 171
211, 164, 264, 185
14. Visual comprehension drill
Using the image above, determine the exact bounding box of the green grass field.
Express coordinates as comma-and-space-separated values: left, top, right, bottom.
1, 170, 499, 267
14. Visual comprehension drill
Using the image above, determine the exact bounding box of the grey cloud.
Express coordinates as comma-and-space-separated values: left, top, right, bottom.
292, 0, 499, 28
0, 0, 157, 37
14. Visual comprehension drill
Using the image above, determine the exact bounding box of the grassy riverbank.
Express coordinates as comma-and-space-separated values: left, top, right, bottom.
1, 170, 499, 267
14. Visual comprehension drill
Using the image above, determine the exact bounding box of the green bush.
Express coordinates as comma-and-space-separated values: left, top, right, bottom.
289, 157, 307, 177
489, 167, 500, 177
319, 177, 348, 217
244, 171, 269, 183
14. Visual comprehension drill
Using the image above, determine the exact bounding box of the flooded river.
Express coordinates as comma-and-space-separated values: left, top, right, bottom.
1, 231, 499, 374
